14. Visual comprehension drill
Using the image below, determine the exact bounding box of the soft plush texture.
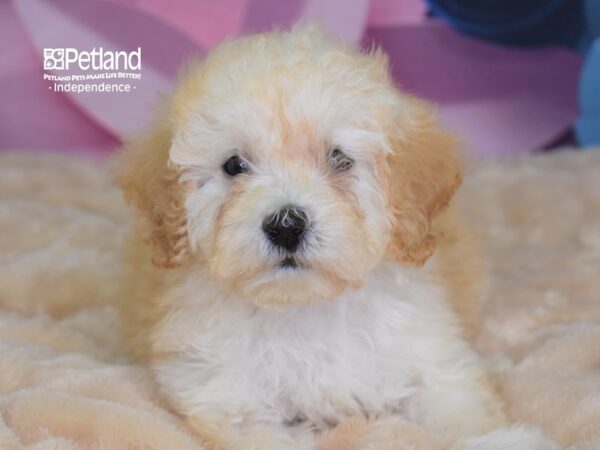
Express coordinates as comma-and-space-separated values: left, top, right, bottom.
0, 149, 598, 449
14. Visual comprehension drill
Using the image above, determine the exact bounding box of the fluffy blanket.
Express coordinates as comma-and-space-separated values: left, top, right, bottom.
0, 151, 598, 449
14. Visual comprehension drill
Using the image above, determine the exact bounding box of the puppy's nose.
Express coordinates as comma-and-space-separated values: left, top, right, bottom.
262, 206, 308, 253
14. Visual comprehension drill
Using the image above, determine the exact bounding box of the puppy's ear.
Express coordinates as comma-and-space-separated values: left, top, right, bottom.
384, 98, 462, 266
114, 120, 189, 268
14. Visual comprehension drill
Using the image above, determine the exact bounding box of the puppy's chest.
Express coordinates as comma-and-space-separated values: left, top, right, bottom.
244, 303, 419, 422
156, 287, 430, 425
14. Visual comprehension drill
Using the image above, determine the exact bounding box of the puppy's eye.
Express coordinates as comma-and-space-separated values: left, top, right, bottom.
329, 148, 354, 173
222, 155, 249, 177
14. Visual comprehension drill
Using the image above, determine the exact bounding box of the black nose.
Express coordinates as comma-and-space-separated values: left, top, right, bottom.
262, 206, 308, 253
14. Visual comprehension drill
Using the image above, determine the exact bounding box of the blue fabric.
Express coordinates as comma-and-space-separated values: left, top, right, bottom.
576, 36, 600, 147
426, 0, 585, 48
585, 0, 600, 38
577, 0, 600, 147
427, 0, 600, 147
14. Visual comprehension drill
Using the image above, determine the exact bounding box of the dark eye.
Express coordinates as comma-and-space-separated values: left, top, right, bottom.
222, 155, 249, 177
329, 148, 354, 172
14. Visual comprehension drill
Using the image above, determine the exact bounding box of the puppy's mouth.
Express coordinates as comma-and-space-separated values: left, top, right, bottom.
279, 256, 304, 270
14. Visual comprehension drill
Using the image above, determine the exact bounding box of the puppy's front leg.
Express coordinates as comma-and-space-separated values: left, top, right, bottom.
407, 364, 559, 450
187, 414, 315, 450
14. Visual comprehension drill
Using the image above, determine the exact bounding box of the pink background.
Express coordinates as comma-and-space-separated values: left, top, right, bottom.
0, 0, 582, 157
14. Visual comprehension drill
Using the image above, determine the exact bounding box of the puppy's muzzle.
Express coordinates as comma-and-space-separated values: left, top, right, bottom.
262, 205, 308, 253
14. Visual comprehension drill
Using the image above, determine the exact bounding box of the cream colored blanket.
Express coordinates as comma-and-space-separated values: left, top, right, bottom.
0, 151, 598, 450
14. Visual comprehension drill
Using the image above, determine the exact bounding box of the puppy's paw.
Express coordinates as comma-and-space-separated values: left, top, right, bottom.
318, 416, 440, 450
455, 425, 560, 450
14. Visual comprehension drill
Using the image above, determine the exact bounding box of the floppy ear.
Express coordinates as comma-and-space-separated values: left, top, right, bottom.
114, 120, 189, 268
384, 98, 462, 266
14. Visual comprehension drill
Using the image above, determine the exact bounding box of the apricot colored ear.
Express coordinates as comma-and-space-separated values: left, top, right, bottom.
385, 99, 462, 266
114, 121, 189, 268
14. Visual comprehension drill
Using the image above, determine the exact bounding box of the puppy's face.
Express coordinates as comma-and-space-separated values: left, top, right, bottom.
117, 27, 461, 308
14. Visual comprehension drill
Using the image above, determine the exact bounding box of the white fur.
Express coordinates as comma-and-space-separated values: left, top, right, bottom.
151, 258, 505, 448
457, 426, 560, 450
151, 258, 557, 449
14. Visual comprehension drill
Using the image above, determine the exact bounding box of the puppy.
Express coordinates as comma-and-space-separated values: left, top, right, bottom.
116, 25, 558, 450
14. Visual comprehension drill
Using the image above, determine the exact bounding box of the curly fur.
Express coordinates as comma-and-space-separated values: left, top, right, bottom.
115, 122, 190, 268
115, 25, 559, 450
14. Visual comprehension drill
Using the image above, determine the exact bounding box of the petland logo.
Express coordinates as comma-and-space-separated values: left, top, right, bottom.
43, 47, 142, 94
43, 47, 141, 71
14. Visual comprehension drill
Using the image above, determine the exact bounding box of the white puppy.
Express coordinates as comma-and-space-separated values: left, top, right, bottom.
116, 25, 559, 450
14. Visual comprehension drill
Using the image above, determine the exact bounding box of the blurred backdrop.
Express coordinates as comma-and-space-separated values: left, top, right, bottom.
1, 0, 598, 158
